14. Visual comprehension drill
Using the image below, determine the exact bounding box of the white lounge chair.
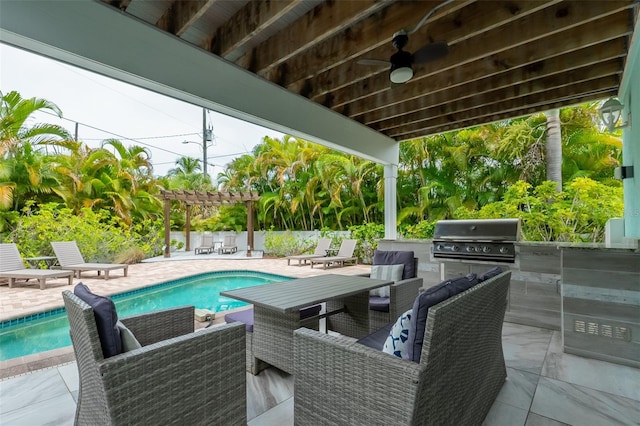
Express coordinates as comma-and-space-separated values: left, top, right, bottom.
51, 241, 128, 280
0, 243, 74, 290
286, 238, 332, 266
194, 233, 215, 255
310, 239, 358, 269
218, 235, 238, 254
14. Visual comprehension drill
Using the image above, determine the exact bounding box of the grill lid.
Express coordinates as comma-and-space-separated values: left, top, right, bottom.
433, 218, 520, 242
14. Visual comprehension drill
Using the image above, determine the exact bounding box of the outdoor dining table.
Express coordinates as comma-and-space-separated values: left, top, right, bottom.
221, 274, 393, 374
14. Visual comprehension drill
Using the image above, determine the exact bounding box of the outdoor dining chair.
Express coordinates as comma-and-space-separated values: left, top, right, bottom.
63, 284, 247, 425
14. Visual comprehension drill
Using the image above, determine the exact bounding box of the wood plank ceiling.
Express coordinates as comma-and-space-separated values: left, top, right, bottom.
101, 0, 638, 141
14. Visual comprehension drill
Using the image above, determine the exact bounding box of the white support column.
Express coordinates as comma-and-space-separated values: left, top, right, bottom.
384, 164, 398, 240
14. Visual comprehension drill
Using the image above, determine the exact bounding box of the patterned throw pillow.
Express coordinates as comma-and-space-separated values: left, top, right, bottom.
382, 309, 413, 359
369, 264, 404, 297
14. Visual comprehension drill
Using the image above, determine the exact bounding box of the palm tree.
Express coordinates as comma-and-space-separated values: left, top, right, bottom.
0, 90, 72, 210
545, 109, 562, 191
165, 156, 211, 190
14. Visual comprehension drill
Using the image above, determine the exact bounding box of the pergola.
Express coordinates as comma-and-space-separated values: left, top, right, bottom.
157, 189, 260, 258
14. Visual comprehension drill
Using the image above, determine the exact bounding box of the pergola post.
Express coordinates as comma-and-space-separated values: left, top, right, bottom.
185, 204, 192, 251
246, 200, 254, 257
163, 198, 171, 258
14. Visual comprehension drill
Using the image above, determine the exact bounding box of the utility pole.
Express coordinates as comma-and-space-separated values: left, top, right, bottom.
202, 107, 208, 177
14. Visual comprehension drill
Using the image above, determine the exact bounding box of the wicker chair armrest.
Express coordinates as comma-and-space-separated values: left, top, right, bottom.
294, 327, 421, 425
98, 322, 246, 424
120, 305, 194, 346
389, 277, 423, 319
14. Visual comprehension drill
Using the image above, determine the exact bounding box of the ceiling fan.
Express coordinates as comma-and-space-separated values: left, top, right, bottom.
357, 0, 454, 84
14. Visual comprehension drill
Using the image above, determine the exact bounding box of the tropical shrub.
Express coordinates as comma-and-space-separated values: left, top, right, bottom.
454, 178, 623, 242
348, 223, 384, 264
5, 202, 164, 262
263, 230, 313, 257
401, 220, 437, 239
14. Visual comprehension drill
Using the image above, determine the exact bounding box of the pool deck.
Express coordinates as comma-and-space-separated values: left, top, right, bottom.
1, 253, 639, 425
0, 251, 370, 378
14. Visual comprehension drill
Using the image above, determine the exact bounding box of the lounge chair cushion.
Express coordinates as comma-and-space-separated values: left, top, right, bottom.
117, 320, 142, 352
74, 283, 122, 358
408, 273, 479, 363
373, 250, 415, 280
382, 309, 413, 359
369, 296, 390, 312
369, 264, 403, 297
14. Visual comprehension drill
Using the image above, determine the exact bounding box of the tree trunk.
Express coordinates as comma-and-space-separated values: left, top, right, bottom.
545, 109, 562, 191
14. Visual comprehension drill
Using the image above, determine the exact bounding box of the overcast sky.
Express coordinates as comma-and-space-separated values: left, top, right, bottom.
0, 43, 284, 178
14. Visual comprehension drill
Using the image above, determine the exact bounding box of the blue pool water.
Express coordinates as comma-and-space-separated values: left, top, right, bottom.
0, 270, 290, 361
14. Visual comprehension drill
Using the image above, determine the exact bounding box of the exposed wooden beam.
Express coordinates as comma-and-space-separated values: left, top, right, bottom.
400, 90, 617, 140
263, 0, 472, 88
211, 0, 303, 58
391, 75, 620, 139
156, 0, 218, 37
378, 59, 621, 133
286, 0, 557, 99
362, 36, 628, 128
351, 16, 630, 122
321, 1, 632, 110
234, 0, 407, 74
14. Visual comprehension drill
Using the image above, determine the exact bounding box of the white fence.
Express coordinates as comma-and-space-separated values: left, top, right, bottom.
169, 230, 350, 252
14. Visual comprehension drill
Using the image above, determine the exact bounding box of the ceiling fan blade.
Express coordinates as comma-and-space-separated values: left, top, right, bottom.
413, 41, 449, 64
357, 59, 390, 67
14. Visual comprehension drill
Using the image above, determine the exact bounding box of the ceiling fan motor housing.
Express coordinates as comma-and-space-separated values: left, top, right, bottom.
392, 30, 409, 50
390, 49, 413, 69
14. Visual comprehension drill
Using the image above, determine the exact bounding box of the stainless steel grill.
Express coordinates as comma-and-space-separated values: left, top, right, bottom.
432, 218, 520, 263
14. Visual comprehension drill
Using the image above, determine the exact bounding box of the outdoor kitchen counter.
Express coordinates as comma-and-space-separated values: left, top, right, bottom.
560, 247, 640, 368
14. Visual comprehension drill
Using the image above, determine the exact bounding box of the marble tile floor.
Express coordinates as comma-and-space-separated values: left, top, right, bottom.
1, 321, 638, 426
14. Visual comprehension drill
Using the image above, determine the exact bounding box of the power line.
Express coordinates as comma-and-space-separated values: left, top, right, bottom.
39, 110, 192, 157
81, 132, 201, 141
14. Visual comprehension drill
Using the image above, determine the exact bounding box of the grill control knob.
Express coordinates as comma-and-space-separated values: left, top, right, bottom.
451, 245, 460, 252
436, 244, 444, 251
482, 246, 491, 253
499, 247, 509, 254
466, 246, 474, 252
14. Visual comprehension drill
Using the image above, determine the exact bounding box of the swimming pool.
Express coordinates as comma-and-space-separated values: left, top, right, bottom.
0, 270, 291, 361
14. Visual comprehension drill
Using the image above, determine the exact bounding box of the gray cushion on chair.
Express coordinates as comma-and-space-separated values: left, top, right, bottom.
225, 309, 254, 332
369, 296, 390, 312
408, 273, 479, 363
373, 250, 415, 280
357, 322, 393, 351
74, 283, 122, 358
225, 304, 322, 333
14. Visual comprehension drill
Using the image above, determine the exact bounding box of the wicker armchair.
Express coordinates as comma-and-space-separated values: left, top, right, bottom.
368, 257, 422, 332
63, 291, 247, 425
294, 271, 511, 426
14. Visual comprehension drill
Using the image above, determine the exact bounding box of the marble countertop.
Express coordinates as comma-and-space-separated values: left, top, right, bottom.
516, 241, 639, 252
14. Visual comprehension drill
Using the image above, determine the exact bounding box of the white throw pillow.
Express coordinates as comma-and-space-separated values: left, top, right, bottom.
116, 320, 142, 352
382, 309, 413, 359
369, 264, 404, 297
